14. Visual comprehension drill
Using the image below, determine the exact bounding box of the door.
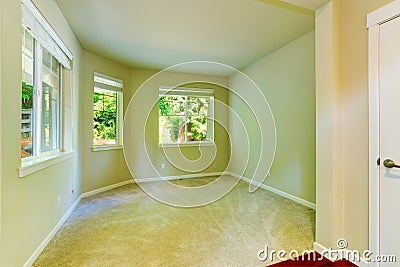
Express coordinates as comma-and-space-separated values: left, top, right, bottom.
378, 15, 400, 265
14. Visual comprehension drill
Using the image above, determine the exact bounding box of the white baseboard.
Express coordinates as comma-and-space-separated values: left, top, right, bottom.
314, 242, 369, 267
314, 242, 337, 262
227, 172, 316, 210
81, 179, 134, 198
134, 172, 224, 183
24, 172, 315, 266
23, 195, 82, 267
353, 257, 369, 267
24, 179, 134, 266
23, 173, 222, 266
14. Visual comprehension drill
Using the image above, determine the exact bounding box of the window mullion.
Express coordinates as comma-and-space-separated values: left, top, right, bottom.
209, 96, 214, 141
57, 64, 62, 151
34, 43, 43, 156
117, 92, 123, 145
184, 96, 188, 143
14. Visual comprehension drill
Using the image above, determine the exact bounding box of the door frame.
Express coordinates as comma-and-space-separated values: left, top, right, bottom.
368, 0, 400, 261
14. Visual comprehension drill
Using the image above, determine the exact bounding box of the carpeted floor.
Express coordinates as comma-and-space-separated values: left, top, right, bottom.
33, 176, 315, 267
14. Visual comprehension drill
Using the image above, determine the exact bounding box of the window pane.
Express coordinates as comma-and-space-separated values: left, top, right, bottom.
25, 30, 34, 54
21, 28, 35, 158
187, 116, 208, 142
93, 87, 118, 145
159, 94, 212, 144
187, 97, 209, 117
159, 115, 185, 143
51, 56, 59, 75
22, 55, 34, 85
42, 48, 51, 68
159, 96, 185, 116
41, 48, 60, 153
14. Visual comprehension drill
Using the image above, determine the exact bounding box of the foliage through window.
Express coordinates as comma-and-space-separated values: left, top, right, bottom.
93, 73, 123, 146
20, 0, 72, 164
21, 28, 62, 158
159, 87, 214, 144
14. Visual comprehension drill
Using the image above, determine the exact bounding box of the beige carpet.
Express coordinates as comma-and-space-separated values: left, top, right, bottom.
33, 176, 315, 267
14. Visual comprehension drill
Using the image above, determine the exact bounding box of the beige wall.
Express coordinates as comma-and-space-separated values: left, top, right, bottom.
0, 0, 3, 247
229, 31, 316, 204
0, 0, 82, 266
315, 0, 344, 249
125, 69, 230, 179
81, 50, 132, 192
82, 55, 231, 189
315, 0, 393, 253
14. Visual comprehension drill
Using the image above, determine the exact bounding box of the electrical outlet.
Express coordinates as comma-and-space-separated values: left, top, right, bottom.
161, 163, 166, 169
58, 196, 61, 206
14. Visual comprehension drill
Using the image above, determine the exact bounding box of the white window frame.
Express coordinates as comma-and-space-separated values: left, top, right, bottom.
19, 0, 73, 177
92, 72, 124, 152
158, 86, 215, 147
30, 42, 64, 157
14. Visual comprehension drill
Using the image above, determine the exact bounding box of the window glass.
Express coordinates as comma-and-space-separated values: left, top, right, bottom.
21, 29, 62, 158
159, 94, 213, 144
41, 49, 60, 153
21, 28, 35, 158
92, 73, 123, 147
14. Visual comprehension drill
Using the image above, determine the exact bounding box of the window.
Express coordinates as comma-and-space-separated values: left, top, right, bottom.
21, 0, 72, 160
93, 73, 123, 147
159, 87, 214, 145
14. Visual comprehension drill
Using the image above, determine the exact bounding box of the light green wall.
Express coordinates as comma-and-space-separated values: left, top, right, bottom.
81, 53, 231, 189
0, 0, 83, 266
81, 50, 132, 192
125, 69, 230, 179
229, 31, 316, 204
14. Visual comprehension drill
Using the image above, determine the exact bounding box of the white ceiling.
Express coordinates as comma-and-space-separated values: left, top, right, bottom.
55, 0, 320, 76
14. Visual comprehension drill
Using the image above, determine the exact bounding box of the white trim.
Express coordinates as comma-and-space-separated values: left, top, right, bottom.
19, 152, 73, 177
94, 72, 123, 89
314, 242, 337, 262
21, 0, 72, 60
367, 0, 400, 28
313, 242, 369, 267
158, 141, 215, 148
368, 24, 380, 265
23, 180, 135, 266
23, 195, 82, 267
81, 180, 134, 198
228, 171, 316, 210
93, 73, 124, 147
91, 145, 123, 152
351, 256, 369, 267
135, 172, 225, 183
159, 86, 214, 96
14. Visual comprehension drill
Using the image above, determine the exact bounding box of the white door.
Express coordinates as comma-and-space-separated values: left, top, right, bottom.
379, 15, 400, 266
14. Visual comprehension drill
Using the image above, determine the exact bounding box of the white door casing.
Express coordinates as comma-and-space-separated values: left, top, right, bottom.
368, 1, 400, 266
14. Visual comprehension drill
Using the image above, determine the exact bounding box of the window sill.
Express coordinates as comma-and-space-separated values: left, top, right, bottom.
91, 145, 123, 152
158, 142, 215, 148
19, 152, 74, 178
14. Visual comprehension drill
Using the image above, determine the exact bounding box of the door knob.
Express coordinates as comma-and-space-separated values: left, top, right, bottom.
383, 159, 400, 168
